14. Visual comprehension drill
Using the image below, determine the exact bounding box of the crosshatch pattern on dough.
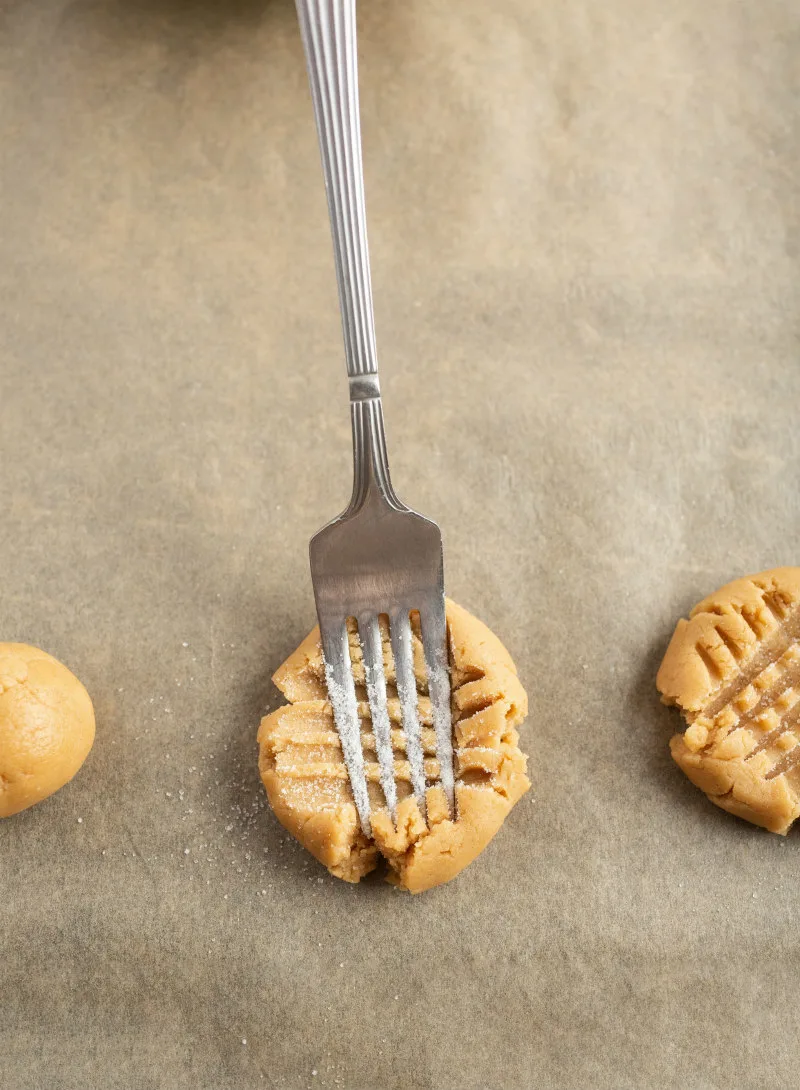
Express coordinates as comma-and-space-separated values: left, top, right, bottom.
658, 568, 800, 834
258, 600, 530, 892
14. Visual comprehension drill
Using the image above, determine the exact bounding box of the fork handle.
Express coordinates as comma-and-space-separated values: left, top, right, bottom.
297, 0, 400, 512
296, 0, 379, 387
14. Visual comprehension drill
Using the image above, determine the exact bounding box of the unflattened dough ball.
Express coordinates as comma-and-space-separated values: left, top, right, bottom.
657, 568, 800, 834
0, 643, 95, 818
258, 600, 530, 892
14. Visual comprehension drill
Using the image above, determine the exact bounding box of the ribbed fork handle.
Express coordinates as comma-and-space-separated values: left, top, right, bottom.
297, 0, 399, 514
296, 0, 378, 385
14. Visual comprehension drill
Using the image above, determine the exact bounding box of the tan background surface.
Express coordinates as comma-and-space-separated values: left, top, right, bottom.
2, 1, 799, 1087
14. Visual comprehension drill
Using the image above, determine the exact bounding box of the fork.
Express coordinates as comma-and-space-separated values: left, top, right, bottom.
295, 0, 454, 838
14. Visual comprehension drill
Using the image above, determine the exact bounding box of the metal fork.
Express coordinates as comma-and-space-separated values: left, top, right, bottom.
296, 0, 454, 837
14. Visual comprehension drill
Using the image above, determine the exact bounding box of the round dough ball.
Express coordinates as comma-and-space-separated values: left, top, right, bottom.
0, 643, 95, 818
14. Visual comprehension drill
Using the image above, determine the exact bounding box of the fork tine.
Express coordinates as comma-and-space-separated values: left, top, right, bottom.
419, 597, 455, 816
390, 608, 427, 816
359, 613, 398, 821
319, 617, 372, 836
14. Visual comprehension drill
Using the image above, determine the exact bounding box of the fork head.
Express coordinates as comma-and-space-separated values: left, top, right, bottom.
310, 493, 454, 837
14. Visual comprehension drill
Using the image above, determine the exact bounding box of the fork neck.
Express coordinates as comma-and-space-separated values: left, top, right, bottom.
347, 393, 402, 513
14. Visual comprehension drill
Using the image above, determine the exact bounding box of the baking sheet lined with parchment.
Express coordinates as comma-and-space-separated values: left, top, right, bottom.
1, 1, 799, 1088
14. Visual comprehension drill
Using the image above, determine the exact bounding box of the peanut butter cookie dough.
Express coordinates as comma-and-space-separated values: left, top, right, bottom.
258, 600, 530, 892
0, 643, 95, 818
658, 568, 800, 833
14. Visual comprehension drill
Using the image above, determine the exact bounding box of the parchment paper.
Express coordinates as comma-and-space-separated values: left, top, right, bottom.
2, 1, 799, 1087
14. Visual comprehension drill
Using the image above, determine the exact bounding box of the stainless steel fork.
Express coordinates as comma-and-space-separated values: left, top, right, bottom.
296, 0, 454, 837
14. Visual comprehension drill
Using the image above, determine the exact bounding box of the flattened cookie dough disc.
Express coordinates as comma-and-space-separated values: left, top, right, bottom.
0, 643, 95, 818
258, 600, 530, 892
657, 568, 800, 833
